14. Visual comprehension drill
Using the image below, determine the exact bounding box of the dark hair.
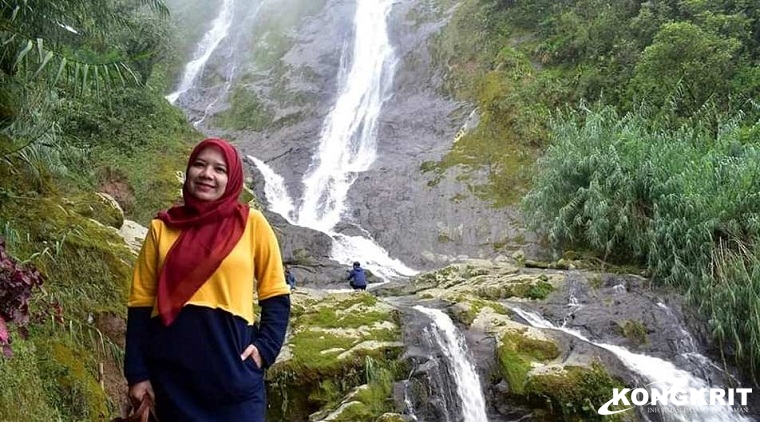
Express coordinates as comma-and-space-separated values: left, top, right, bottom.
353, 261, 360, 267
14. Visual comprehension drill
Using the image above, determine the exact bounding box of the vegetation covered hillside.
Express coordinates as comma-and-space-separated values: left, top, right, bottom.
0, 1, 203, 420
430, 0, 760, 381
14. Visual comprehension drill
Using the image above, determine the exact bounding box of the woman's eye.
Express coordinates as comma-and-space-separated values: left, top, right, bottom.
216, 167, 227, 174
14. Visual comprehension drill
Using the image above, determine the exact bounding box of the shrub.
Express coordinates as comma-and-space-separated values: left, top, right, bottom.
0, 237, 44, 357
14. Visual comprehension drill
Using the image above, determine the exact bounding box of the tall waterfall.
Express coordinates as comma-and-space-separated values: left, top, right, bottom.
415, 306, 489, 422
166, 0, 235, 104
510, 306, 752, 422
248, 0, 417, 281
296, 0, 396, 230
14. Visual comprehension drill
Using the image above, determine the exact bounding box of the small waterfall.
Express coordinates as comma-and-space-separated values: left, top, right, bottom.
166, 0, 235, 104
415, 306, 489, 422
510, 306, 752, 422
246, 156, 296, 223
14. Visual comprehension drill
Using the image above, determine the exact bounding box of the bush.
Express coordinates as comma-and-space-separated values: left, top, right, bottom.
523, 104, 760, 376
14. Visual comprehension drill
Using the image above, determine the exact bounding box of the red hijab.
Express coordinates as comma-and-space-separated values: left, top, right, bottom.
156, 138, 249, 326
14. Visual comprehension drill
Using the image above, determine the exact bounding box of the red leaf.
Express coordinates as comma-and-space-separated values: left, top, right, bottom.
2, 344, 12, 358
0, 317, 8, 344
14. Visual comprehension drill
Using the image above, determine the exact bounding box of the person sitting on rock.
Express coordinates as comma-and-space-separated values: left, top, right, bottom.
346, 261, 367, 291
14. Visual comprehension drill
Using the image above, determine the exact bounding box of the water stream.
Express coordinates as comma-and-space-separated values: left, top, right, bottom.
510, 306, 753, 422
415, 305, 489, 422
165, 0, 235, 104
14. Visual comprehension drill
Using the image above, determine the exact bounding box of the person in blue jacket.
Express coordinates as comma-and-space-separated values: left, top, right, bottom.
347, 261, 367, 291
284, 265, 296, 291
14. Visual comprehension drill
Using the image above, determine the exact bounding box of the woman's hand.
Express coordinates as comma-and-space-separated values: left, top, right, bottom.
128, 380, 154, 407
241, 344, 262, 368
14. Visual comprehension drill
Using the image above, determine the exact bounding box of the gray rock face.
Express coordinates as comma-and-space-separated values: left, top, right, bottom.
176, 0, 536, 275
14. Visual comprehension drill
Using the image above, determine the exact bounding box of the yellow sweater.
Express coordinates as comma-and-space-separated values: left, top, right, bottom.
129, 209, 289, 324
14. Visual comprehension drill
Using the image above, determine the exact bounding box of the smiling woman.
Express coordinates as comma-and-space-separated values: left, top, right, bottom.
187, 146, 229, 202
124, 138, 291, 422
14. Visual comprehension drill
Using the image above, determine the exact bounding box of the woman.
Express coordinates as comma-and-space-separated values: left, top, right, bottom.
124, 138, 291, 421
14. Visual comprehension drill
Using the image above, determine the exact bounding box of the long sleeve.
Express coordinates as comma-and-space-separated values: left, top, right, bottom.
251, 295, 290, 368
124, 307, 152, 384
124, 221, 160, 384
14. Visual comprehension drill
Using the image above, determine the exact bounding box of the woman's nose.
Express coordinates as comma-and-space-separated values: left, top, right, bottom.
199, 166, 213, 178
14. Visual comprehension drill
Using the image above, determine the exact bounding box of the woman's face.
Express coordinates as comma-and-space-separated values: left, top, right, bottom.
187, 146, 229, 202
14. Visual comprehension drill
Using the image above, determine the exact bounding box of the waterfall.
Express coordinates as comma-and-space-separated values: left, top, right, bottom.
246, 156, 296, 223
297, 0, 396, 230
248, 0, 417, 281
415, 306, 489, 422
166, 0, 235, 104
510, 306, 753, 422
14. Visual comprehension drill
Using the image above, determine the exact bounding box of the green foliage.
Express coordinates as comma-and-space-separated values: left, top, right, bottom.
0, 338, 62, 422
58, 85, 199, 223
698, 239, 760, 380
522, 104, 760, 377
629, 22, 741, 115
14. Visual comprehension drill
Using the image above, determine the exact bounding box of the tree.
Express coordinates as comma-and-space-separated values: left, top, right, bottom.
627, 21, 740, 115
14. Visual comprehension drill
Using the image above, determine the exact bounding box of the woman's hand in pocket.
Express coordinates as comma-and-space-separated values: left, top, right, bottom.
241, 344, 262, 368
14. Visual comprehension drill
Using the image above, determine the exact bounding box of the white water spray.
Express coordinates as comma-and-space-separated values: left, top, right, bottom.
415, 306, 489, 422
246, 156, 296, 223
166, 0, 235, 104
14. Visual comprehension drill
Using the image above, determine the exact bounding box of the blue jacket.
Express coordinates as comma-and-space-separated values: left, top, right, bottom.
285, 270, 296, 288
347, 267, 367, 287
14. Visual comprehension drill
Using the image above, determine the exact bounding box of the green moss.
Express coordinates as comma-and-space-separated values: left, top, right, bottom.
268, 294, 404, 421
0, 338, 62, 422
451, 298, 509, 326
213, 86, 274, 130
497, 330, 560, 394
70, 192, 124, 229
0, 196, 133, 319
618, 320, 648, 345
34, 336, 111, 421
475, 278, 554, 301
525, 280, 554, 300
524, 363, 629, 421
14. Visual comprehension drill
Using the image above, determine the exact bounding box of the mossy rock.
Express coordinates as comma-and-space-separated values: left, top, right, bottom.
70, 191, 125, 229
524, 363, 631, 421
497, 329, 561, 395
0, 195, 133, 319
267, 292, 405, 421
33, 335, 112, 421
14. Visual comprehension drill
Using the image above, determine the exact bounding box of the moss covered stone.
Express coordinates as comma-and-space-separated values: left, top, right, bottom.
524, 363, 630, 421
267, 292, 406, 421
71, 192, 124, 229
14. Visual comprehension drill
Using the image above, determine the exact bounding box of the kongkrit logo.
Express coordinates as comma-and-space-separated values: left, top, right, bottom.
598, 381, 752, 415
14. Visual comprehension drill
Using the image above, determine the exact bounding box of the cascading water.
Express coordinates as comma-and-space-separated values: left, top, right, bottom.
296, 0, 395, 230
246, 156, 297, 223
248, 0, 417, 281
510, 306, 753, 422
414, 306, 489, 422
165, 0, 235, 104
